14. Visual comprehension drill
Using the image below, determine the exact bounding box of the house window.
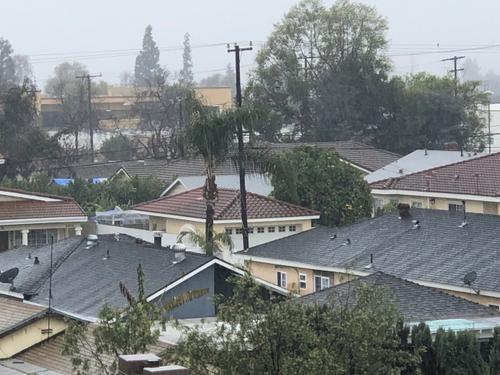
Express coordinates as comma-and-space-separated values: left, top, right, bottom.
152, 223, 158, 231
28, 229, 58, 248
277, 271, 287, 288
257, 227, 265, 233
449, 202, 464, 212
411, 201, 423, 208
248, 227, 254, 234
225, 228, 233, 235
278, 226, 286, 232
289, 225, 297, 232
489, 304, 500, 310
299, 273, 307, 289
314, 275, 330, 292
268, 226, 275, 233
235, 228, 243, 235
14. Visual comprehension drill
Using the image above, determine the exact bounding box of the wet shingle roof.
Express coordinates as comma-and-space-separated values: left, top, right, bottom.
370, 152, 500, 197
265, 141, 400, 172
134, 187, 320, 221
299, 272, 500, 322
244, 209, 500, 294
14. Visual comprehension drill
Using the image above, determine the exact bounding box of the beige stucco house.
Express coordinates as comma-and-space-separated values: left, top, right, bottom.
132, 187, 320, 252
0, 188, 87, 250
370, 152, 500, 216
240, 207, 500, 308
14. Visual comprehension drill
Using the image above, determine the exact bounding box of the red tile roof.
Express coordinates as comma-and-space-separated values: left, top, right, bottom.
133, 187, 320, 221
369, 152, 500, 197
0, 188, 86, 221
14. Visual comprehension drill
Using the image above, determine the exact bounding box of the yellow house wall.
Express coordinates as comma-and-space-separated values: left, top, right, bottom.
373, 193, 499, 215
0, 316, 66, 359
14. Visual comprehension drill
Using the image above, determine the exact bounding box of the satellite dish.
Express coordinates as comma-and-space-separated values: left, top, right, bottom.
0, 268, 19, 284
463, 271, 477, 286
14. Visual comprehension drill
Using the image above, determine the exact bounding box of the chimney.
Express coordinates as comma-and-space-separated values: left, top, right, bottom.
153, 232, 162, 248
143, 366, 189, 374
118, 354, 160, 375
172, 243, 186, 263
397, 203, 411, 219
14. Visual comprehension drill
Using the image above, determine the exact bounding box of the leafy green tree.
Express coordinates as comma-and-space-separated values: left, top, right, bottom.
259, 146, 372, 226
0, 82, 61, 179
179, 32, 194, 86
100, 135, 137, 161
63, 264, 209, 375
246, 0, 390, 141
135, 25, 163, 87
165, 274, 420, 375
372, 73, 488, 154
412, 322, 436, 375
490, 328, 500, 375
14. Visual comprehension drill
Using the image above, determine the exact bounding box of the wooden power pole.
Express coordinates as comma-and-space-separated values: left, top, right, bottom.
228, 42, 252, 250
76, 73, 102, 163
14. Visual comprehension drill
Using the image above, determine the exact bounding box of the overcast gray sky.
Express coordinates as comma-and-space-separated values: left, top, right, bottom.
2, 0, 499, 90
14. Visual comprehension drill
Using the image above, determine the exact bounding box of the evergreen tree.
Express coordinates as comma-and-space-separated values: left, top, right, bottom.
490, 328, 500, 375
0, 37, 16, 90
412, 323, 436, 375
179, 32, 194, 86
134, 25, 162, 87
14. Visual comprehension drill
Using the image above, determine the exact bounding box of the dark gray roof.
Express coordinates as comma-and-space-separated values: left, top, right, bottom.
299, 272, 500, 322
244, 209, 500, 294
265, 141, 400, 172
0, 235, 214, 318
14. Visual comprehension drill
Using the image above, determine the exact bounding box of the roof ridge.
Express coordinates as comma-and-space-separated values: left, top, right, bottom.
0, 187, 79, 202
371, 151, 500, 188
245, 190, 320, 216
133, 186, 205, 209
215, 190, 241, 220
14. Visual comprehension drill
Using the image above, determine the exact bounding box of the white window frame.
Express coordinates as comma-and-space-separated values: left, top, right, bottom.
299, 273, 307, 289
289, 225, 297, 232
278, 226, 286, 232
268, 226, 275, 233
225, 228, 233, 235
235, 228, 243, 235
277, 271, 287, 288
257, 227, 265, 233
314, 275, 330, 292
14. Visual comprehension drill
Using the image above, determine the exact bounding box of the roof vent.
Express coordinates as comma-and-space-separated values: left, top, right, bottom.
172, 243, 186, 264
398, 203, 411, 219
85, 234, 98, 250
34, 257, 40, 265
412, 220, 420, 230
329, 235, 337, 241
114, 233, 120, 242
458, 220, 468, 228
342, 239, 351, 246
153, 232, 162, 248
364, 254, 374, 270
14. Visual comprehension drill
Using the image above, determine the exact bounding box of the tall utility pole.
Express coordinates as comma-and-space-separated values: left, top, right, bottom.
442, 55, 465, 97
442, 56, 465, 155
76, 73, 102, 163
228, 42, 252, 250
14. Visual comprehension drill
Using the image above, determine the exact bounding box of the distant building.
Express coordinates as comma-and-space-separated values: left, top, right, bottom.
0, 188, 86, 251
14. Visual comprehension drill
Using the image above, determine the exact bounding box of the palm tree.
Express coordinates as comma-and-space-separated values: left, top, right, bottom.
183, 107, 239, 254
177, 230, 233, 256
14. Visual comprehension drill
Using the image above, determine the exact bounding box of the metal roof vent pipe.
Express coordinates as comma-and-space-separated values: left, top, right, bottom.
172, 243, 187, 264
85, 234, 98, 250
397, 203, 411, 220
153, 232, 162, 248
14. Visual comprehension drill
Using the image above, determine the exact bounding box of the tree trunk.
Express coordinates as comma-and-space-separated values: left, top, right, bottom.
204, 164, 217, 256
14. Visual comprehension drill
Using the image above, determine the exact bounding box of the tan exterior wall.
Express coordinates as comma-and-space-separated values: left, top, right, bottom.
373, 193, 499, 215
0, 316, 66, 359
443, 290, 500, 307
